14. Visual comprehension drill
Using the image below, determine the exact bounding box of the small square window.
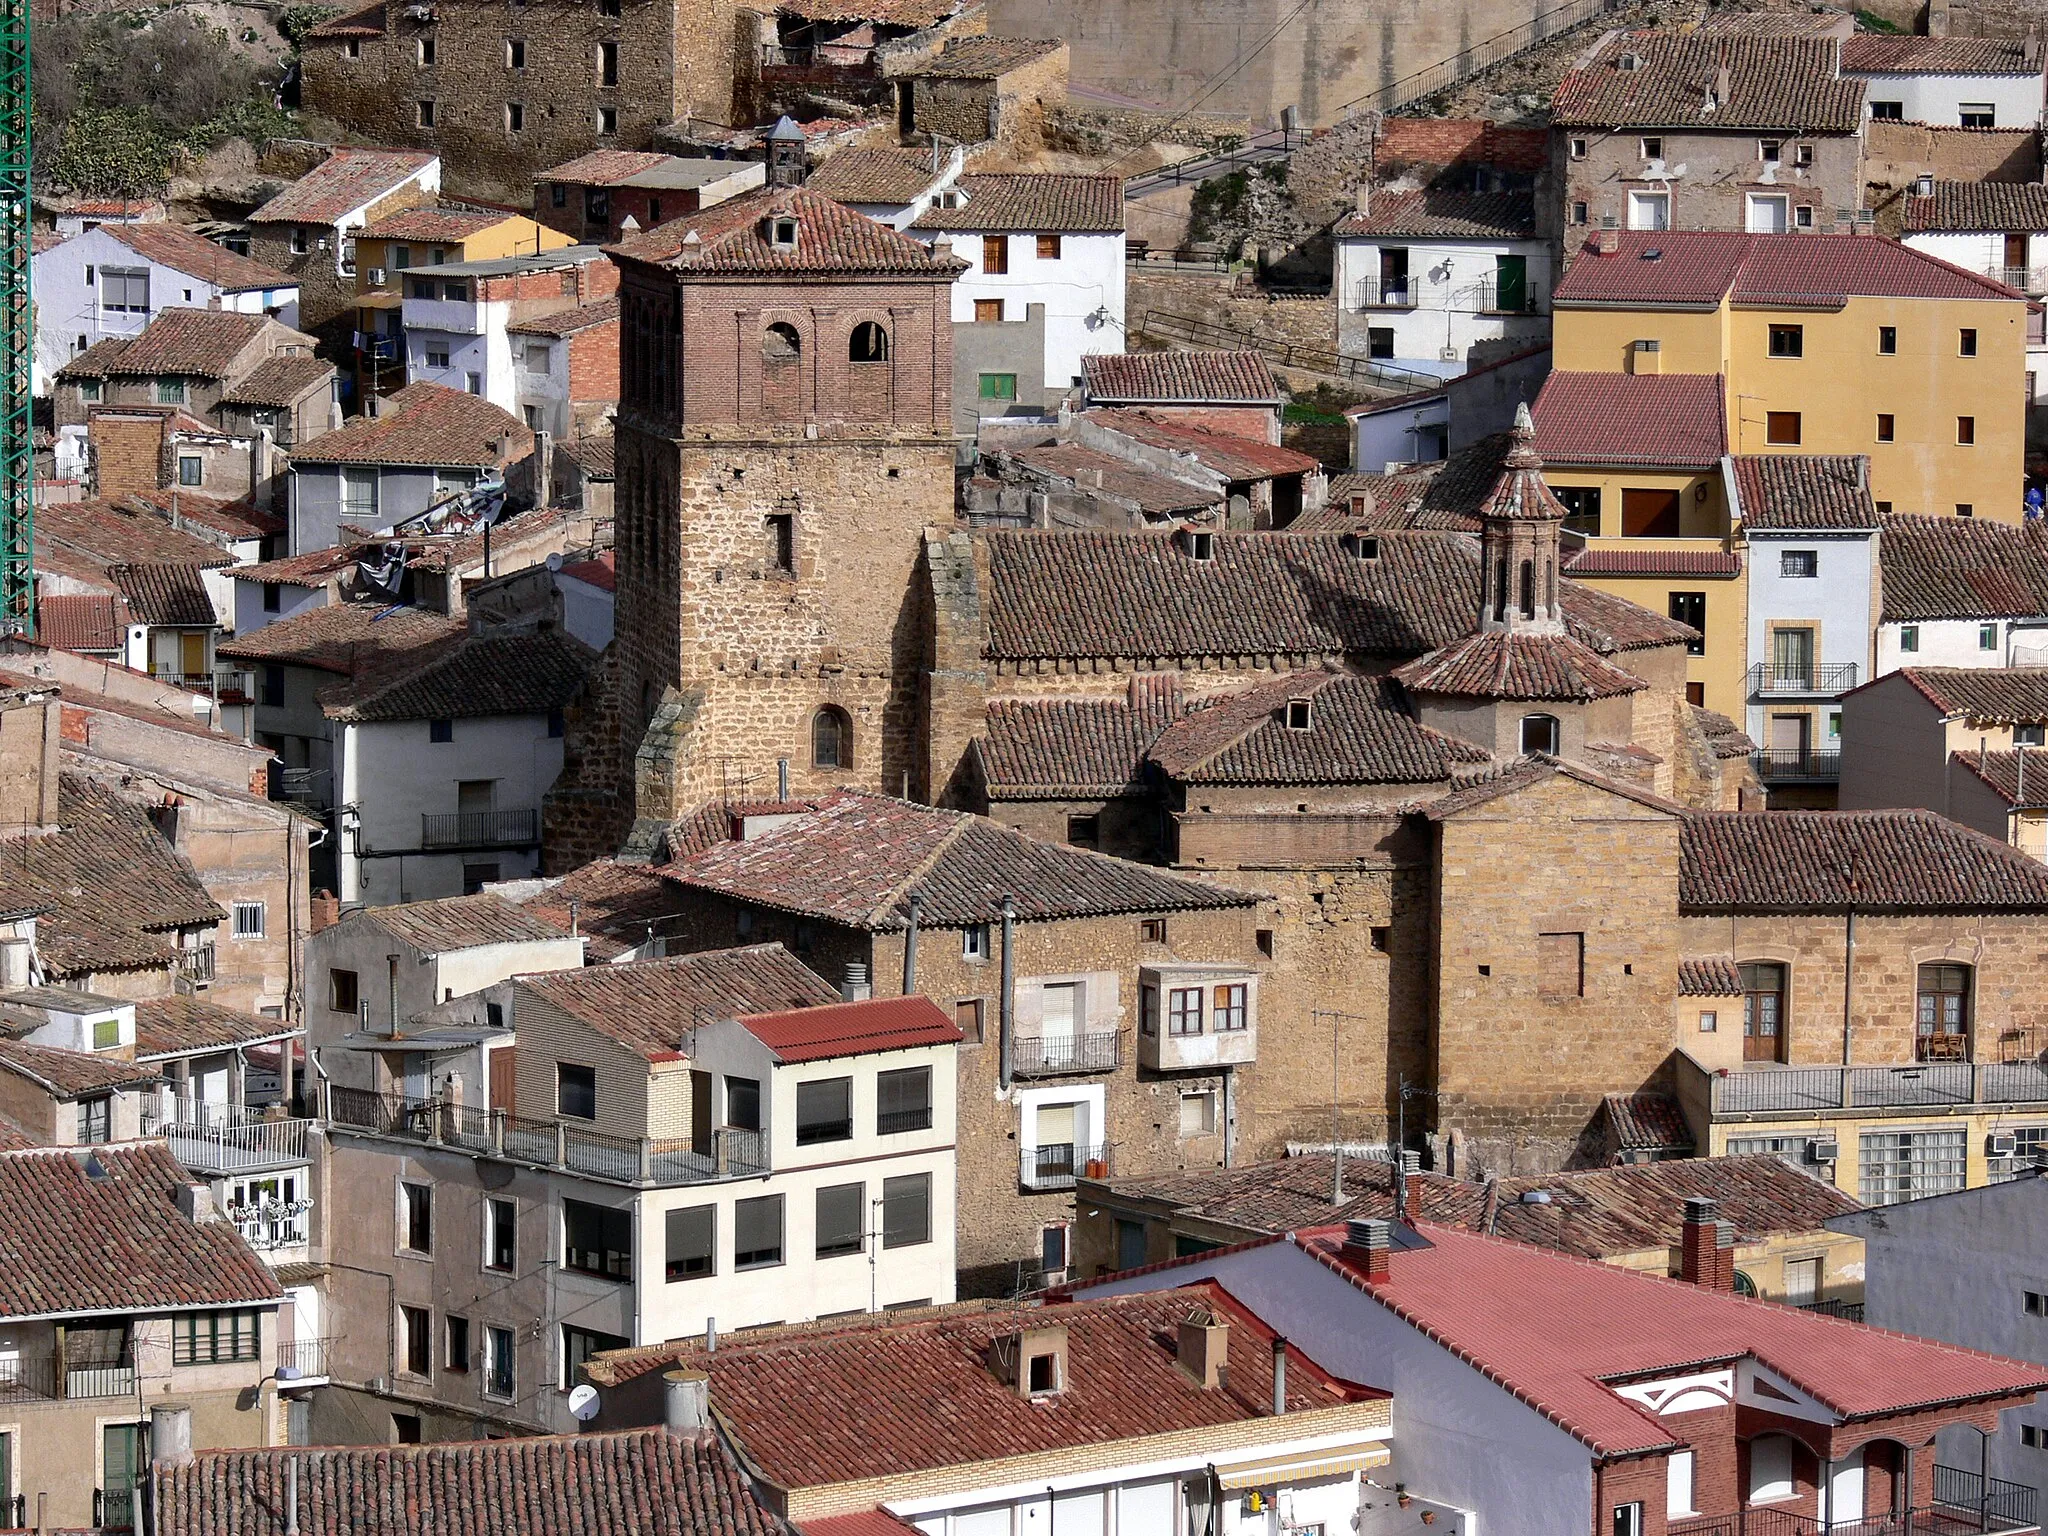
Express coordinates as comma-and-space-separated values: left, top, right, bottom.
417, 99, 436, 128
1781, 550, 1819, 578
232, 901, 266, 939
1872, 100, 1903, 120
330, 967, 359, 1015
1641, 137, 1663, 159
1961, 328, 1979, 357
597, 106, 617, 135
178, 455, 203, 487
1901, 625, 1920, 652
1571, 201, 1588, 225
963, 924, 990, 961
1037, 234, 1061, 260
1766, 411, 1802, 445
1960, 504, 1976, 518
1370, 925, 1391, 953
1569, 137, 1587, 159
1795, 143, 1813, 166
1285, 698, 1313, 730
1959, 416, 1977, 444
1962, 104, 1996, 128
445, 1314, 469, 1372
290, 228, 310, 255
345, 37, 361, 57
557, 1062, 597, 1120
1256, 928, 1275, 957
1699, 1010, 1718, 1032
1878, 326, 1897, 355
2024, 1425, 2045, 1450
429, 718, 453, 742
1795, 204, 1814, 228
1066, 814, 1099, 848
1982, 623, 2001, 651
1139, 918, 1166, 944
1876, 413, 1894, 442
2027, 1290, 2047, 1315
954, 998, 985, 1044
1769, 325, 1803, 358
1759, 139, 1782, 162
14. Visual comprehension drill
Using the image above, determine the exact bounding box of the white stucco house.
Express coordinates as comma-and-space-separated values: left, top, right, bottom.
1902, 181, 2048, 428
1872, 512, 2048, 676
1332, 187, 1551, 376
398, 246, 611, 423
1348, 389, 1450, 472
1843, 34, 2047, 129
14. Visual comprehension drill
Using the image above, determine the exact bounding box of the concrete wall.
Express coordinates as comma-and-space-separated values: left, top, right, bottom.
1333, 236, 1552, 372
1849, 70, 2046, 129
1559, 129, 1862, 240
953, 304, 1051, 432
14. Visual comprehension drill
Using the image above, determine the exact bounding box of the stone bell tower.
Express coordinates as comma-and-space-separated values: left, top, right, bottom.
1477, 402, 1568, 637
547, 184, 965, 860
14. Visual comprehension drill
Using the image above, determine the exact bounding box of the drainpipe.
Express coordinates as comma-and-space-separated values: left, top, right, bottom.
999, 898, 1016, 1093
902, 895, 920, 996
1841, 855, 1857, 1068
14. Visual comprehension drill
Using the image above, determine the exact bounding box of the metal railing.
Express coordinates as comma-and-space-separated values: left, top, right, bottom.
1748, 662, 1860, 697
1671, 1478, 2036, 1536
419, 808, 540, 849
326, 1086, 770, 1186
795, 1117, 852, 1146
1708, 1058, 2048, 1114
96, 1488, 138, 1533
151, 669, 256, 700
1750, 747, 1842, 782
877, 1106, 933, 1135
1354, 277, 1416, 309
160, 1097, 314, 1176
1133, 309, 1445, 394
1934, 1466, 2038, 1530
1013, 1030, 1122, 1076
0, 1353, 137, 1401
276, 1336, 330, 1381
1796, 1297, 1866, 1321
1022, 1141, 1109, 1191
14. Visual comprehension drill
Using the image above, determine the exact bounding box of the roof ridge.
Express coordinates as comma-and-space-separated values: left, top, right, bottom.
864, 810, 975, 927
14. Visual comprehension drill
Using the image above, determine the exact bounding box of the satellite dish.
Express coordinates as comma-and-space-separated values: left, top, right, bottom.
568, 1384, 601, 1421
545, 551, 565, 572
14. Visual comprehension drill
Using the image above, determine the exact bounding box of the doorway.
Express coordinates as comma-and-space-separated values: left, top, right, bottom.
1378, 247, 1410, 304
1741, 962, 1787, 1062
1495, 253, 1528, 312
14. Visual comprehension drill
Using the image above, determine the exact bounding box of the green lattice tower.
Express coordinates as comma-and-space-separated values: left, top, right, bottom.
0, 0, 28, 636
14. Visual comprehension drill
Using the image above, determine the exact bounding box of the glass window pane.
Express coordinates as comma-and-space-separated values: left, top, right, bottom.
735, 1194, 784, 1269
882, 1173, 930, 1249
816, 1182, 864, 1257
666, 1204, 715, 1280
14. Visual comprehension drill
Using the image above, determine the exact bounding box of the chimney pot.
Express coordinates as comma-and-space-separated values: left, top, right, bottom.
150, 1403, 194, 1466
663, 1368, 711, 1432
1345, 1217, 1393, 1282
842, 961, 871, 1002
1271, 1334, 1288, 1416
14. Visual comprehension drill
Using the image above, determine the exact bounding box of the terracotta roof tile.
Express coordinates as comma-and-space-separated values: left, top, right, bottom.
317, 628, 594, 722
587, 1286, 1372, 1483
56, 334, 134, 380
107, 562, 216, 626
1681, 807, 2048, 909
358, 893, 573, 954
505, 857, 672, 960
505, 296, 619, 338
1601, 1092, 1695, 1151
1565, 547, 1741, 576
0, 1142, 280, 1318
1679, 955, 1744, 995
1905, 181, 2048, 234
1951, 748, 2048, 808
909, 173, 1124, 233
560, 437, 616, 480
1150, 672, 1488, 785
216, 602, 464, 677
1555, 230, 2018, 306
1554, 32, 1864, 131
980, 676, 1184, 797
1422, 754, 1687, 820
34, 593, 128, 652
1332, 188, 1535, 239
1532, 372, 1728, 467
154, 1428, 783, 1536
739, 995, 962, 1062
219, 355, 336, 411
0, 1038, 162, 1097
1694, 12, 1855, 36
36, 491, 236, 572
1081, 410, 1321, 481
1006, 443, 1220, 517
1732, 454, 1878, 530
609, 187, 963, 276
288, 382, 530, 468
902, 35, 1062, 76
1394, 630, 1649, 701
1301, 436, 1517, 535
68, 309, 265, 380
98, 223, 295, 293
1878, 514, 2048, 621
540, 149, 677, 186
249, 148, 438, 227
356, 206, 512, 242
665, 792, 1254, 928
1842, 34, 2035, 72
1693, 705, 1756, 759
1883, 665, 2048, 723
983, 529, 1695, 661
108, 488, 285, 544
1083, 351, 1281, 406
520, 945, 838, 1059
134, 995, 298, 1058
805, 148, 941, 205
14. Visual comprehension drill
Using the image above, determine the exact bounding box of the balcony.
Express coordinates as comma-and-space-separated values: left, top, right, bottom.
276, 1336, 331, 1385
224, 1191, 313, 1251
1021, 1141, 1109, 1192
877, 1106, 933, 1135
174, 942, 216, 992
1748, 662, 1859, 699
1696, 1056, 2048, 1116
0, 1353, 138, 1402
1464, 279, 1544, 315
157, 1097, 314, 1176
1751, 747, 1842, 783
97, 1488, 138, 1533
1353, 277, 1415, 310
420, 808, 540, 851
1671, 1467, 2035, 1536
152, 669, 257, 703
1013, 1030, 1122, 1077
326, 1085, 769, 1187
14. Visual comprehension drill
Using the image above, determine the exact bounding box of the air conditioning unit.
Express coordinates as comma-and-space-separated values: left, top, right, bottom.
1806, 1137, 1838, 1164
368, 266, 387, 286
1990, 1131, 2019, 1158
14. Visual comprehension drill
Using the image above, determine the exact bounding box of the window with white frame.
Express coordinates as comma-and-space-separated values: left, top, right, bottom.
232, 901, 266, 939
342, 467, 377, 522
1627, 191, 1669, 231
1667, 1451, 1695, 1518
1859, 1127, 1966, 1205
1166, 986, 1203, 1035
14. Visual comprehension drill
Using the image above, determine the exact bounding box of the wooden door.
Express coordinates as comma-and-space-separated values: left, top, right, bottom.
488, 1046, 515, 1112
1742, 962, 1786, 1062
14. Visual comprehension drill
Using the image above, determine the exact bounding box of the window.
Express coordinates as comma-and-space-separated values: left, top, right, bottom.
1959, 504, 1976, 518
1571, 200, 1589, 225
1668, 591, 1706, 655
598, 38, 618, 83
1879, 326, 1898, 354
1917, 963, 1971, 1043
442, 1314, 468, 1372
1367, 327, 1395, 360
2018, 724, 2046, 746
725, 1076, 760, 1131
175, 1310, 260, 1366
795, 1077, 853, 1145
417, 99, 435, 128
1640, 136, 1663, 159
2029, 1291, 2048, 1316
1750, 1437, 1795, 1504
1520, 713, 1560, 754
557, 1062, 597, 1120
1959, 415, 1977, 444
1747, 193, 1788, 233
1180, 1090, 1217, 1136
816, 1183, 864, 1258
506, 103, 524, 132
973, 298, 1004, 324
1621, 487, 1680, 537
506, 37, 524, 66
1283, 697, 1313, 731
342, 466, 377, 522
1627, 191, 1669, 231
485, 1326, 514, 1397
1876, 413, 1894, 442
77, 1094, 110, 1144
157, 378, 187, 405
551, 183, 567, 207
1066, 813, 1099, 848
1759, 139, 1781, 162
1962, 103, 1996, 128
812, 706, 850, 769
977, 371, 1020, 405
329, 968, 359, 1015
1167, 986, 1204, 1035
1961, 327, 1979, 357
1556, 485, 1600, 536
486, 1198, 515, 1272
849, 321, 889, 361
882, 1173, 931, 1248
78, 378, 101, 402
1795, 143, 1813, 167
417, 35, 435, 63
401, 1182, 433, 1253
261, 582, 281, 614
400, 1305, 431, 1375
290, 227, 310, 256
1795, 204, 1814, 229
345, 36, 361, 56
1768, 325, 1803, 358
597, 106, 617, 134
667, 1205, 715, 1279
1699, 1010, 1717, 1033
1538, 931, 1585, 999
100, 268, 148, 313
1983, 623, 2001, 651
734, 1193, 784, 1269
1140, 918, 1167, 943
1613, 1503, 1644, 1536
1037, 233, 1061, 260
2023, 1425, 2046, 1449
465, 371, 482, 394
563, 1198, 631, 1279
92, 1016, 119, 1049
1859, 1127, 1967, 1204
1041, 1221, 1070, 1273
878, 1066, 932, 1134
766, 512, 795, 573
562, 1326, 628, 1388
955, 998, 985, 1043
1766, 411, 1802, 445
1780, 549, 1818, 578
424, 346, 451, 369
1213, 982, 1248, 1031
1872, 100, 1902, 120
1569, 137, 1587, 159
548, 707, 565, 739
1028, 1351, 1059, 1394
982, 234, 1009, 274
962, 925, 990, 961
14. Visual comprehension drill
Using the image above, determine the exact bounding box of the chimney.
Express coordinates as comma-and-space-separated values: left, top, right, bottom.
1679, 1197, 1734, 1290
993, 1324, 1069, 1398
1354, 183, 1370, 217
1270, 1335, 1288, 1415
1396, 1149, 1421, 1224
175, 1183, 216, 1224
1344, 1217, 1392, 1283
150, 1404, 193, 1466
285, 1457, 299, 1536
1593, 223, 1620, 257
1176, 1311, 1229, 1388
664, 1368, 710, 1431
1714, 65, 1731, 106
842, 961, 871, 1002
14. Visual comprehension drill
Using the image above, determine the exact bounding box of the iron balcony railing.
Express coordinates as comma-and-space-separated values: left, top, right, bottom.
157, 1097, 314, 1176
1748, 662, 1859, 697
1013, 1030, 1122, 1077
1669, 1471, 2035, 1536
326, 1085, 769, 1187
1796, 1297, 1866, 1322
1354, 276, 1416, 309
1750, 747, 1842, 783
1933, 1466, 2039, 1530
96, 1488, 138, 1533
877, 1105, 933, 1135
0, 1353, 138, 1402
1706, 1058, 2048, 1115
152, 669, 257, 701
276, 1336, 331, 1382
1022, 1141, 1109, 1192
419, 808, 540, 849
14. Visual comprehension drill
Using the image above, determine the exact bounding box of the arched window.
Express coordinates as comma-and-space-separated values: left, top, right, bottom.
1493, 558, 1508, 623
812, 706, 851, 770
849, 321, 889, 362
763, 322, 801, 363
1519, 713, 1559, 755
1916, 963, 1971, 1058
1740, 962, 1786, 1062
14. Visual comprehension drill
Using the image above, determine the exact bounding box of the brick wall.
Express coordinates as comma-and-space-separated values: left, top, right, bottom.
566, 319, 621, 415
91, 414, 167, 496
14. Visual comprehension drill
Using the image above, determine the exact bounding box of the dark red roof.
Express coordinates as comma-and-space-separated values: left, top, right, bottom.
1554, 32, 1864, 131
980, 676, 1184, 797
521, 946, 839, 1060
1680, 808, 2048, 910
1554, 231, 2018, 307
1373, 118, 1549, 174
608, 187, 961, 277
1882, 666, 2048, 723
1601, 1093, 1695, 1152
249, 149, 437, 227
1393, 630, 1649, 701
1533, 371, 1727, 467
1678, 956, 1744, 996
1332, 188, 1535, 240
1566, 547, 1743, 576
1150, 672, 1489, 784
34, 593, 128, 652
99, 223, 294, 293
1906, 181, 2048, 235
1082, 350, 1281, 406
1952, 749, 2048, 809
739, 995, 963, 1062
288, 382, 529, 469
1082, 409, 1320, 482
1878, 514, 2048, 622
1841, 34, 2035, 73
1732, 454, 1878, 531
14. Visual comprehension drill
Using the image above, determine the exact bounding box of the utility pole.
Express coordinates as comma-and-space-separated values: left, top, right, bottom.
0, 0, 31, 635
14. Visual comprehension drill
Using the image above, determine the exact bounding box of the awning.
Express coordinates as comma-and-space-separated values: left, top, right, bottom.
1213, 1443, 1391, 1490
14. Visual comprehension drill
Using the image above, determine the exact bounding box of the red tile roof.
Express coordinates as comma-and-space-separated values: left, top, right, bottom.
1332, 188, 1536, 240
356, 206, 513, 242
1394, 630, 1649, 701
108, 561, 216, 626
539, 149, 677, 187
520, 945, 839, 1059
216, 601, 464, 677
505, 857, 672, 960
1083, 350, 1281, 406
908, 172, 1125, 234
979, 676, 1184, 797
60, 309, 267, 381
1678, 955, 1744, 996
1878, 514, 2048, 621
1081, 409, 1321, 482
288, 382, 529, 468
1601, 1092, 1696, 1152
1554, 230, 2018, 307
775, 0, 957, 26
1373, 118, 1550, 174
739, 995, 962, 1062
557, 551, 616, 590
34, 593, 128, 653
1006, 443, 1222, 517
303, 0, 386, 37
98, 223, 295, 293
1952, 748, 2048, 809
505, 296, 619, 338
609, 187, 962, 276
317, 628, 594, 723
1298, 1221, 2048, 1457
1841, 34, 2036, 73
0, 1038, 162, 1097
1565, 547, 1742, 576
1680, 808, 2048, 910
901, 35, 1063, 77
218, 355, 335, 411
1883, 665, 2048, 723
358, 892, 573, 953
1149, 672, 1489, 785
1532, 371, 1728, 468
805, 149, 942, 205
1554, 32, 1864, 132
0, 1141, 280, 1318
134, 995, 298, 1058
153, 1428, 785, 1536
249, 148, 438, 227
1906, 181, 2048, 234
1732, 454, 1878, 531
584, 1285, 1376, 1485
